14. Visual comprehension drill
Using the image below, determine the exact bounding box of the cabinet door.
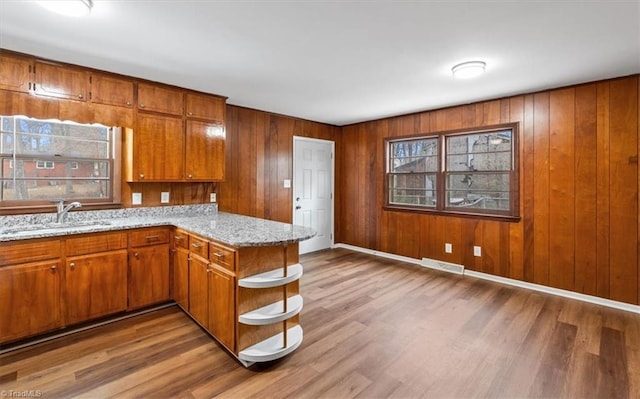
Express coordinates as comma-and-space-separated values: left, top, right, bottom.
137, 83, 183, 115
208, 265, 235, 351
0, 53, 31, 93
33, 60, 88, 101
90, 73, 134, 108
131, 113, 184, 181
65, 250, 128, 325
185, 120, 225, 181
172, 246, 189, 310
188, 254, 209, 327
128, 244, 171, 310
185, 93, 225, 121
0, 261, 61, 343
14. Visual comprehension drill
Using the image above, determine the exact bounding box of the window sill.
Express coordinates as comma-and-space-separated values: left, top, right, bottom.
383, 205, 521, 223
0, 202, 123, 216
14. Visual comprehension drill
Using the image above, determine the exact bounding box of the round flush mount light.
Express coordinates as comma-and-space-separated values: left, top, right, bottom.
452, 61, 486, 79
37, 0, 93, 17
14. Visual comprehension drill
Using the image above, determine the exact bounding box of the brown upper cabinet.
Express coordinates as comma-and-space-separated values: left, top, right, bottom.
0, 52, 31, 93
137, 82, 183, 115
185, 120, 225, 181
33, 60, 89, 101
185, 92, 225, 121
90, 73, 134, 108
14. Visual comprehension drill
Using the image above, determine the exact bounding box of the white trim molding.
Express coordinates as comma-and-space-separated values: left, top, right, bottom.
333, 243, 640, 315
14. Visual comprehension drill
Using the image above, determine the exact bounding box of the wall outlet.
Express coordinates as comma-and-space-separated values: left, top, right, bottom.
284, 179, 291, 188
132, 192, 142, 205
210, 193, 217, 203
445, 243, 452, 254
161, 192, 170, 204
474, 246, 482, 257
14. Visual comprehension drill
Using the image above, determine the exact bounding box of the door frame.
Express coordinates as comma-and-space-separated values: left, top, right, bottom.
292, 136, 335, 252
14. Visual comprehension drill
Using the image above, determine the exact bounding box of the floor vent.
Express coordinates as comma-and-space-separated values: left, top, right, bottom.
421, 258, 465, 275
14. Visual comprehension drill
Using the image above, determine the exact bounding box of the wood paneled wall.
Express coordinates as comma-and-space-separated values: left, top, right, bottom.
218, 105, 338, 223
336, 75, 640, 306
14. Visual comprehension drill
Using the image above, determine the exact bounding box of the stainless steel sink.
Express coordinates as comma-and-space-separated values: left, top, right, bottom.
1, 220, 112, 235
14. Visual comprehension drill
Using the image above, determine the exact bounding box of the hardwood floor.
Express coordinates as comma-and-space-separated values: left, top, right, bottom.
1, 248, 639, 398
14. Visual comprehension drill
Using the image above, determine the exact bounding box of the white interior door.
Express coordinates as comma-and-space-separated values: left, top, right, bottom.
293, 136, 334, 254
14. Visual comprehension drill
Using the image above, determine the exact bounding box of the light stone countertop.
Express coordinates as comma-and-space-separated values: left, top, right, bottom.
0, 204, 316, 247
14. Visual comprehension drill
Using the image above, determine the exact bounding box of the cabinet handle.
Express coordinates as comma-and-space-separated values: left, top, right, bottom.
174, 235, 184, 241
191, 242, 202, 248
187, 174, 193, 179
213, 252, 224, 259
78, 94, 84, 99
187, 111, 193, 116
126, 101, 132, 106
69, 262, 75, 270
134, 252, 139, 258
145, 235, 160, 241
140, 103, 145, 108
50, 265, 58, 271
139, 173, 145, 179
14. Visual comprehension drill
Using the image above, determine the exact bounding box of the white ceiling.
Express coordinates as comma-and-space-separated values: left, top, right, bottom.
0, 1, 639, 126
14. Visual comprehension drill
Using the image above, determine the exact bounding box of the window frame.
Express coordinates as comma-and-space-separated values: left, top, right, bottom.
384, 123, 520, 221
0, 115, 122, 212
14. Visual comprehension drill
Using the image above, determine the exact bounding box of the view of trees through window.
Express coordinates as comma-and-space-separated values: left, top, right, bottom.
386, 124, 517, 218
0, 115, 114, 203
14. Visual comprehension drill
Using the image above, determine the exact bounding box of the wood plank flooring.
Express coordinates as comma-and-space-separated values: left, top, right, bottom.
1, 248, 639, 398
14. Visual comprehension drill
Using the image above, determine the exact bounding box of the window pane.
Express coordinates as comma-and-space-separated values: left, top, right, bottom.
389, 173, 436, 207
446, 172, 510, 210
447, 151, 511, 171
1, 179, 110, 201
390, 138, 438, 173
447, 131, 512, 155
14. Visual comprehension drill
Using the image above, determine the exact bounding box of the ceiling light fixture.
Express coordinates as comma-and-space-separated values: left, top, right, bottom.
452, 61, 486, 79
37, 0, 93, 17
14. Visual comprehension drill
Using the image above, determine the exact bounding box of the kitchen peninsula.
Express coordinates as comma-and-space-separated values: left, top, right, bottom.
0, 204, 315, 366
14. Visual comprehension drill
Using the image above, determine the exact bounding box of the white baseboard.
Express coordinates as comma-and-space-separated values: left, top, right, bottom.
332, 243, 640, 315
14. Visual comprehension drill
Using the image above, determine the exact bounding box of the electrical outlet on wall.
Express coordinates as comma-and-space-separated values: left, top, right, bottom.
161, 192, 170, 204
210, 193, 217, 203
132, 192, 142, 205
474, 246, 482, 257
445, 243, 452, 253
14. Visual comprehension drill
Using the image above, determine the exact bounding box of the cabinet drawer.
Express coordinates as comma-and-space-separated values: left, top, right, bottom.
0, 239, 61, 266
65, 232, 128, 256
129, 228, 170, 247
173, 230, 189, 250
189, 235, 209, 259
209, 242, 235, 272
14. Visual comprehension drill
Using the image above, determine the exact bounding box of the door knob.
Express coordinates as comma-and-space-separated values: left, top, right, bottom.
296, 205, 302, 210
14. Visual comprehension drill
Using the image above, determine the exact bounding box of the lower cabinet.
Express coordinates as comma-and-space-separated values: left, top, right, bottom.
0, 260, 62, 343
128, 244, 171, 310
188, 253, 210, 326
208, 264, 235, 350
65, 251, 128, 324
172, 230, 190, 310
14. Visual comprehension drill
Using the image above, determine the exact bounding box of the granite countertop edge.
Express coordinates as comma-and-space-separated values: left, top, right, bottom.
0, 205, 316, 247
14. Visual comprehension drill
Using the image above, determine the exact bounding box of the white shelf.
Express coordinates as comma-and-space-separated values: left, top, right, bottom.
238, 263, 303, 288
238, 325, 303, 363
239, 295, 303, 325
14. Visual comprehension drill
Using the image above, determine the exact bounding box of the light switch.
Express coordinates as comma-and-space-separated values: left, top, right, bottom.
132, 192, 142, 205
474, 246, 482, 257
445, 243, 452, 253
284, 179, 291, 188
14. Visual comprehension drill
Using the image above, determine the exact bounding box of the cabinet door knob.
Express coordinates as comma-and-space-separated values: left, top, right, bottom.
139, 103, 145, 108
139, 173, 145, 179
187, 111, 193, 116
126, 101, 132, 106
134, 252, 139, 258
78, 94, 84, 99
50, 265, 58, 271
69, 262, 75, 270
187, 174, 193, 179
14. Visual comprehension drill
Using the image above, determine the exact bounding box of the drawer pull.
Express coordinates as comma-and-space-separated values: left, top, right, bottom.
191, 242, 203, 248
145, 235, 160, 241
213, 252, 224, 259
174, 235, 184, 241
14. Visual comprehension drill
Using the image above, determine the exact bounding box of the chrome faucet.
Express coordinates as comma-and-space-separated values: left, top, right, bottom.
55, 200, 82, 223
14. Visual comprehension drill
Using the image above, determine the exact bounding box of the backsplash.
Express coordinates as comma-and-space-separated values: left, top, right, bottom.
0, 203, 218, 228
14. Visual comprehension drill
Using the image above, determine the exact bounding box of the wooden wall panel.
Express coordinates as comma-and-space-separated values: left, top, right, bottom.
218, 106, 338, 224
336, 75, 640, 306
